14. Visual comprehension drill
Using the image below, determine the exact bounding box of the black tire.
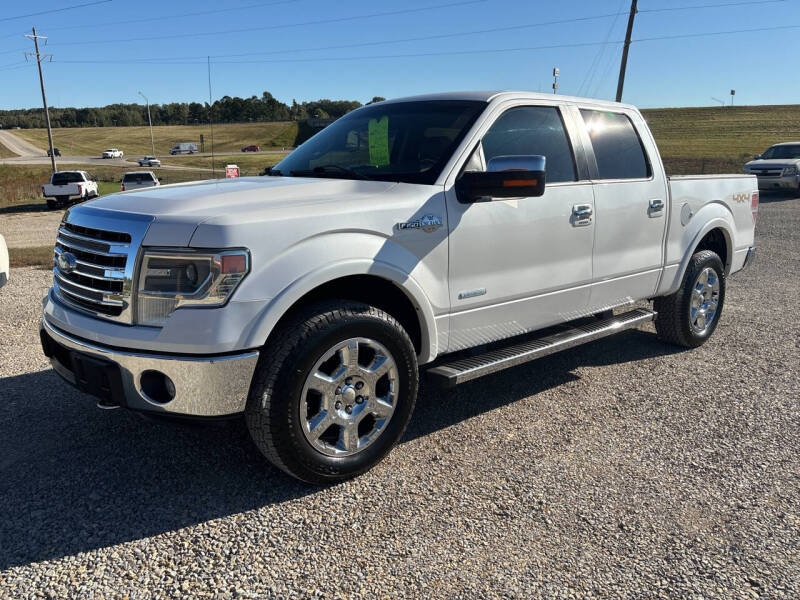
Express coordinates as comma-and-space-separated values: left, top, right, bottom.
246, 301, 418, 484
46, 199, 57, 210
654, 250, 726, 348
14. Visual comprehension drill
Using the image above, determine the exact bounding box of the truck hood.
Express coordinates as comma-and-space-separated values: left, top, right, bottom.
79, 176, 400, 246
744, 158, 799, 169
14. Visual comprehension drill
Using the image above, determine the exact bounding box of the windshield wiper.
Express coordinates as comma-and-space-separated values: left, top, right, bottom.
290, 165, 371, 180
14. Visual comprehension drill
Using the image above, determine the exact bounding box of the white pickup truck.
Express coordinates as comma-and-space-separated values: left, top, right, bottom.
41, 171, 99, 209
40, 92, 757, 483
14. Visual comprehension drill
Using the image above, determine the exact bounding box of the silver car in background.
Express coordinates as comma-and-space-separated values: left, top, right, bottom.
743, 142, 800, 191
121, 171, 159, 191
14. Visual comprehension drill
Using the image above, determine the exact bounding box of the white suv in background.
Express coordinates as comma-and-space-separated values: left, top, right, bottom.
121, 171, 159, 191
102, 148, 124, 159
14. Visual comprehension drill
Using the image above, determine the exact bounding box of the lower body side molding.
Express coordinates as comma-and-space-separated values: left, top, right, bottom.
427, 308, 656, 387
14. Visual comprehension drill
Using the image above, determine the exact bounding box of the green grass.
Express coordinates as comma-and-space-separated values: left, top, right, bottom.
641, 104, 800, 174
13, 122, 299, 157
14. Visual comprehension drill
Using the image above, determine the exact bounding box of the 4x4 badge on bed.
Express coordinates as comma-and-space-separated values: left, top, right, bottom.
396, 214, 443, 233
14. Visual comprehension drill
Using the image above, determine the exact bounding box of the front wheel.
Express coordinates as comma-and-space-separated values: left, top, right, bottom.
246, 301, 418, 484
654, 250, 726, 348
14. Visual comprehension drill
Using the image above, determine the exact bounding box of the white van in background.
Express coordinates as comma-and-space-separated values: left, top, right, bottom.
169, 142, 197, 155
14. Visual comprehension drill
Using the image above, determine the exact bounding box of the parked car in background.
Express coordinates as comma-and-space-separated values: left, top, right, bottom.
169, 142, 197, 155
241, 145, 261, 152
743, 142, 800, 191
41, 170, 98, 209
138, 156, 161, 167
39, 92, 758, 484
121, 171, 159, 191
47, 147, 61, 157
102, 148, 124, 159
0, 233, 8, 289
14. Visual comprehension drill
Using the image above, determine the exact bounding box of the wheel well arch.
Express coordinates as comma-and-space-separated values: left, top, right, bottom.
693, 227, 730, 273
265, 274, 424, 355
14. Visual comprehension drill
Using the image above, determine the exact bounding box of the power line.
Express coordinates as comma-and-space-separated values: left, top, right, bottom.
0, 0, 113, 23
34, 0, 302, 33
48, 0, 487, 47
44, 11, 631, 63
639, 0, 789, 12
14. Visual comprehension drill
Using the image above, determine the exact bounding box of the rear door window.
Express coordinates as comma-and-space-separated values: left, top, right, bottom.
580, 109, 651, 180
481, 106, 577, 183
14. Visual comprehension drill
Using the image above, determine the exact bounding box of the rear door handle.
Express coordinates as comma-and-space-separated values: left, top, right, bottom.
572, 204, 593, 227
649, 198, 665, 216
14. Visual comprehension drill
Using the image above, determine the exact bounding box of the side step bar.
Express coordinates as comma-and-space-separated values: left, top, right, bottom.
427, 308, 656, 387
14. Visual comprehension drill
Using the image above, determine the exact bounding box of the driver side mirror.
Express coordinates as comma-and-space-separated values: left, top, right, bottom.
456, 155, 546, 203
753, 154, 761, 160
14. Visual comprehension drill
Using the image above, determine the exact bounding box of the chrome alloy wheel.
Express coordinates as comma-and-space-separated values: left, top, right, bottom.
689, 267, 720, 334
300, 337, 398, 457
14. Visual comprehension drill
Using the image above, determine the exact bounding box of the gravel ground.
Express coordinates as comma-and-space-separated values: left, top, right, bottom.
0, 211, 63, 249
0, 195, 798, 599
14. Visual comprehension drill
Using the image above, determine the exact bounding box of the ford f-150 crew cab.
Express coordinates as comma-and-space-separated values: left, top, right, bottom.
743, 141, 800, 191
41, 171, 99, 209
40, 91, 757, 483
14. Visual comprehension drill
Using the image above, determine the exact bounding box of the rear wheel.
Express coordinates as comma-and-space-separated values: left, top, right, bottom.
246, 301, 418, 484
46, 199, 57, 210
654, 250, 726, 348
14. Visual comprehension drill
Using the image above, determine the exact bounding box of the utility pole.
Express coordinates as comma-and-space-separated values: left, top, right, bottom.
139, 91, 155, 155
552, 67, 559, 94
25, 27, 56, 173
615, 0, 638, 103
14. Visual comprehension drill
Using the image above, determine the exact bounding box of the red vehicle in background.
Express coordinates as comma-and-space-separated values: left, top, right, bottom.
241, 145, 260, 152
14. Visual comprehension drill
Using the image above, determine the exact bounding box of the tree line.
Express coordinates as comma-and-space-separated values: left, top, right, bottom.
0, 92, 386, 129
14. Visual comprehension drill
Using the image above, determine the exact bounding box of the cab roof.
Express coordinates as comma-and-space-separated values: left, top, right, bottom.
378, 90, 636, 111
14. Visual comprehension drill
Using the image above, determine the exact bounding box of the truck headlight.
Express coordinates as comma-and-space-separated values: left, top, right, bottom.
782, 166, 798, 176
135, 249, 250, 326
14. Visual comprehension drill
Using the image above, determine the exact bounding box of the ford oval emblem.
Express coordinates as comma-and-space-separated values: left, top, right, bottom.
58, 252, 77, 274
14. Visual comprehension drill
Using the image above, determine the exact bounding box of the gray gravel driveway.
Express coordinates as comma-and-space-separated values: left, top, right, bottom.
0, 194, 798, 599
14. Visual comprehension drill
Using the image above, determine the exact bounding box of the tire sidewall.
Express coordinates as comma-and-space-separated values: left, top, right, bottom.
680, 252, 726, 345
262, 310, 417, 481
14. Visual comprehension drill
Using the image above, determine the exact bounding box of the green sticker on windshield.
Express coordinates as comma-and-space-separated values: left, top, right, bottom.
368, 116, 390, 167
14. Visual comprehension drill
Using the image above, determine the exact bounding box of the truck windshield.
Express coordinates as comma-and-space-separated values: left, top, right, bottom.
273, 100, 486, 184
52, 172, 83, 184
761, 145, 800, 159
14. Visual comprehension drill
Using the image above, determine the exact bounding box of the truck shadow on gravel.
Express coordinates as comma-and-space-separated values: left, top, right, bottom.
0, 329, 680, 570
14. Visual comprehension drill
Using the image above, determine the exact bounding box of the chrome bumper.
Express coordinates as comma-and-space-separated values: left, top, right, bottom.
755, 175, 799, 190
40, 317, 259, 417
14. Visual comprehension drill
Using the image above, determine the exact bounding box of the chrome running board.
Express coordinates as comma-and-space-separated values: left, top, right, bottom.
427, 308, 656, 387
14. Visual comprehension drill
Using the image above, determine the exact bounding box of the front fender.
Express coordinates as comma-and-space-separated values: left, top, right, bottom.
657, 202, 734, 296
239, 231, 444, 364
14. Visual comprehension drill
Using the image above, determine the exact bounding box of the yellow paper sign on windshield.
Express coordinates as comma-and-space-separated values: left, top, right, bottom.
368, 116, 390, 167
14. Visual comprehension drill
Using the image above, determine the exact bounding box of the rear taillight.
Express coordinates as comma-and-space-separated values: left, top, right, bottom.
121, 184, 125, 191
751, 191, 759, 226
41, 185, 45, 195
76, 184, 82, 195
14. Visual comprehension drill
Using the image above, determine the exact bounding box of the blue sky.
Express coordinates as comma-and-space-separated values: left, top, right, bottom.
0, 0, 798, 110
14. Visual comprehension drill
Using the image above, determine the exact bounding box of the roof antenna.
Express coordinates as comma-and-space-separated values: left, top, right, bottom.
207, 56, 216, 179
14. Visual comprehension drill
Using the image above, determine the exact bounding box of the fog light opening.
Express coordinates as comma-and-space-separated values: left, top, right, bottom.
140, 370, 176, 404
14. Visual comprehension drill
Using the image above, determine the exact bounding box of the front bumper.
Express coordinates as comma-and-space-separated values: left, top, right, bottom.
754, 174, 799, 190
40, 317, 259, 417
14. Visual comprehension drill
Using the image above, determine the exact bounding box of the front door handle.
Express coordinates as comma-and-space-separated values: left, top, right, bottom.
572, 204, 593, 227
649, 198, 665, 216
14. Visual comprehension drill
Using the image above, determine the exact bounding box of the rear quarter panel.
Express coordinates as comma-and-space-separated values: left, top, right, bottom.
657, 174, 757, 296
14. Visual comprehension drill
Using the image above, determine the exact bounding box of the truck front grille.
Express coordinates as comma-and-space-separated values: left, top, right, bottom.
52, 215, 148, 323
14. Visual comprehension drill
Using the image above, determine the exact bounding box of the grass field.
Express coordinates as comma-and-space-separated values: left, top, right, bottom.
160, 151, 289, 174
641, 104, 800, 174
13, 122, 299, 157
0, 138, 18, 158
0, 164, 211, 213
